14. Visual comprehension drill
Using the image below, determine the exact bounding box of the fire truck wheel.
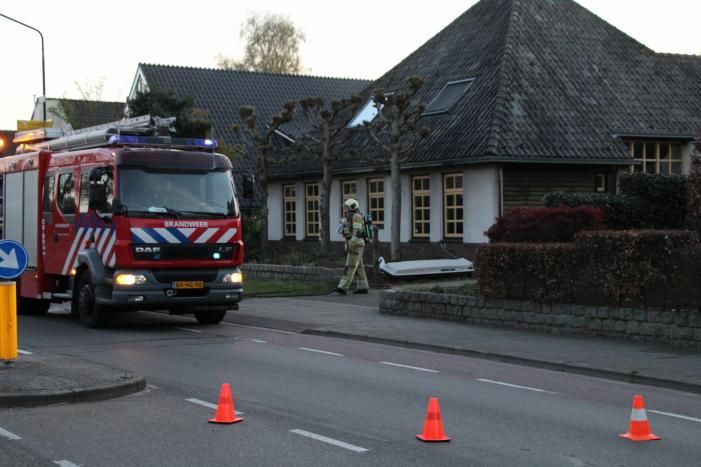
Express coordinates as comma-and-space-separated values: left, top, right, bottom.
15, 282, 51, 315
193, 309, 227, 325
76, 274, 111, 328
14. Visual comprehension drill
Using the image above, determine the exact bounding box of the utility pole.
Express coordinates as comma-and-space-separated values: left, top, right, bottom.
0, 13, 47, 124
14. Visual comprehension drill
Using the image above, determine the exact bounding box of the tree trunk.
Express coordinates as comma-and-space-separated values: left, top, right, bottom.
319, 150, 333, 256
390, 152, 401, 261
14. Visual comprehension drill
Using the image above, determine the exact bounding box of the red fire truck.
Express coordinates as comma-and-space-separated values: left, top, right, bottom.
1, 116, 252, 327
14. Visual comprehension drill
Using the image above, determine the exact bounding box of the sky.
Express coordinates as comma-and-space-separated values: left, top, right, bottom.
0, 0, 699, 130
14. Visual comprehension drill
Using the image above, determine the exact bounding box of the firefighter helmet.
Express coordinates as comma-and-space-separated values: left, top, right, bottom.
344, 198, 359, 212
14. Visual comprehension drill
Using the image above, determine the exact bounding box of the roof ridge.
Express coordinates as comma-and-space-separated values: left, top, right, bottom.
138, 62, 371, 83
484, 0, 519, 157
47, 97, 125, 104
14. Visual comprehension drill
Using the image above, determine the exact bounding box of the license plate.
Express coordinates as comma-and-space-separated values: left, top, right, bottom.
173, 281, 204, 289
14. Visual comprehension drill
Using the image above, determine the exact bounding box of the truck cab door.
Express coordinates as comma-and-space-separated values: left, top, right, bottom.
44, 170, 78, 275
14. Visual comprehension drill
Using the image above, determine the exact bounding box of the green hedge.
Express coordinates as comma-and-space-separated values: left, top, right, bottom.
476, 230, 701, 309
544, 173, 687, 229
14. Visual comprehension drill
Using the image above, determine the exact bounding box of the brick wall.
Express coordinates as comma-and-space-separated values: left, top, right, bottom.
242, 264, 342, 282
380, 290, 701, 349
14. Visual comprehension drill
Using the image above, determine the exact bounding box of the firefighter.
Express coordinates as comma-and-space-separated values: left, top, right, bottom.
337, 198, 369, 294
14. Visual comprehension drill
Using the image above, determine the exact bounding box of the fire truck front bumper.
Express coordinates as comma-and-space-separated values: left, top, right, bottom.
96, 268, 244, 310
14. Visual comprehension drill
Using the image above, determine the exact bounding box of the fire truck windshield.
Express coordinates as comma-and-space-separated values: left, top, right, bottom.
119, 168, 239, 218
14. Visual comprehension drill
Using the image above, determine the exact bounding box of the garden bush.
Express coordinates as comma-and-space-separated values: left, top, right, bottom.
476, 230, 701, 310
485, 206, 605, 243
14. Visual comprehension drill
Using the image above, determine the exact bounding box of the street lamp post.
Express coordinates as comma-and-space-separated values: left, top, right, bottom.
0, 13, 46, 125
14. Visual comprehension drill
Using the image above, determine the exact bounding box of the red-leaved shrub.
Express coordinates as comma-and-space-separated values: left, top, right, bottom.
486, 206, 605, 243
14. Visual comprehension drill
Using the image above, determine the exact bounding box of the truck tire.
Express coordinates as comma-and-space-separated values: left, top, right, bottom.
15, 282, 51, 315
76, 273, 111, 328
193, 309, 227, 325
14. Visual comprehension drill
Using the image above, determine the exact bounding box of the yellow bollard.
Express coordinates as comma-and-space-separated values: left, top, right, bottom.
0, 281, 17, 362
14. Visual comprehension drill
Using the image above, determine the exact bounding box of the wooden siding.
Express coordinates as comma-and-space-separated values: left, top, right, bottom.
502, 165, 616, 210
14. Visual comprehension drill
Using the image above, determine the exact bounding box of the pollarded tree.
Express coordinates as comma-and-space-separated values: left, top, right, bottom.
289, 96, 363, 255
236, 103, 295, 246
217, 12, 306, 74
367, 75, 429, 261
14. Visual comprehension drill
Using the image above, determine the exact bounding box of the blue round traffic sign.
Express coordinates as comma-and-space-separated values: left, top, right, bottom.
0, 240, 29, 280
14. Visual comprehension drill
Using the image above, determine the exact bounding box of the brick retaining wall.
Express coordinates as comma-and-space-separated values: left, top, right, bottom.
242, 264, 342, 282
380, 290, 701, 349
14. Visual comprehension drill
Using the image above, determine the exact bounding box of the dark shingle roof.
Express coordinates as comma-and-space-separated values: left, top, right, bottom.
272, 0, 701, 177
138, 64, 371, 175
54, 99, 125, 130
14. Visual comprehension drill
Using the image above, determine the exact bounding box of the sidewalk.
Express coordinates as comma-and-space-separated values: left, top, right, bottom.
234, 290, 701, 394
0, 352, 145, 408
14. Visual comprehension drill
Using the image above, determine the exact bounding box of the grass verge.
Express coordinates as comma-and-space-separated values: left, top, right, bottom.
245, 278, 337, 297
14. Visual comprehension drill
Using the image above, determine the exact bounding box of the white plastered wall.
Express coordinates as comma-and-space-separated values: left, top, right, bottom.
267, 183, 283, 241
463, 165, 500, 244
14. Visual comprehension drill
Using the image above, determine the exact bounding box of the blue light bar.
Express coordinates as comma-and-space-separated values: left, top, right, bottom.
107, 135, 218, 149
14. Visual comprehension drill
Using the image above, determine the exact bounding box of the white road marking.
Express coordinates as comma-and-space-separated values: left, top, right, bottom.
477, 378, 554, 393
186, 398, 243, 415
218, 321, 296, 334
649, 410, 701, 424
379, 362, 439, 373
17, 349, 32, 355
147, 384, 160, 390
289, 429, 369, 453
0, 426, 21, 440
299, 347, 344, 357
55, 461, 80, 467
251, 339, 267, 343
175, 327, 202, 333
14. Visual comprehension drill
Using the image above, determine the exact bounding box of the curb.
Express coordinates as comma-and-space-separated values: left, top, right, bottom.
0, 375, 146, 409
303, 329, 701, 395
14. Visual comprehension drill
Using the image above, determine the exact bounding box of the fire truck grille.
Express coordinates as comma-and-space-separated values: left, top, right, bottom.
152, 270, 218, 284
133, 243, 238, 261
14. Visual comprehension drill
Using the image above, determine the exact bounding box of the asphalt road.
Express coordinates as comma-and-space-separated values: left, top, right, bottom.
2, 309, 701, 466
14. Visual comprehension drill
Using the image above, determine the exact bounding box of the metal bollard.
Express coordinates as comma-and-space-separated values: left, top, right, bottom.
0, 281, 17, 363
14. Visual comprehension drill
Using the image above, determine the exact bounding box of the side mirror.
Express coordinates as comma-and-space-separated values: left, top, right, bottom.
243, 173, 255, 199
89, 184, 108, 211
112, 198, 127, 216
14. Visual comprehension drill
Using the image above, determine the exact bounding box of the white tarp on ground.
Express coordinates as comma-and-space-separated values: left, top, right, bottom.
378, 257, 474, 277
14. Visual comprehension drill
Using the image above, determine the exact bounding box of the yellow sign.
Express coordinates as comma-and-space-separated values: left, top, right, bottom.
17, 120, 52, 131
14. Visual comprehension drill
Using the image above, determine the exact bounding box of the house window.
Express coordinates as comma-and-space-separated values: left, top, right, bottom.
367, 178, 385, 230
305, 182, 320, 237
595, 173, 607, 193
57, 172, 76, 215
424, 79, 474, 115
341, 180, 357, 216
627, 140, 684, 175
443, 173, 463, 238
412, 175, 431, 238
283, 184, 296, 238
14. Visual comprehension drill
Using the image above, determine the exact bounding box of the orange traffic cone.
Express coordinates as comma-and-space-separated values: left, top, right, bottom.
416, 397, 450, 442
208, 383, 243, 424
618, 395, 660, 441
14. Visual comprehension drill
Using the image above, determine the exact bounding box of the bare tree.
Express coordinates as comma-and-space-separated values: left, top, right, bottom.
236, 103, 295, 245
218, 12, 306, 74
288, 96, 363, 255
50, 77, 107, 129
367, 76, 429, 261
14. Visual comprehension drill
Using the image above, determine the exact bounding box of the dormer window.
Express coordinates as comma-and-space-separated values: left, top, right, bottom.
423, 78, 474, 116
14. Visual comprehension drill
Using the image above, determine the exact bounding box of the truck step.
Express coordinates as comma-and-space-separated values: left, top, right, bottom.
52, 293, 72, 300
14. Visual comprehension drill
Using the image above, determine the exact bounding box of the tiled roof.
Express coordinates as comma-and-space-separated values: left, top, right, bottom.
138, 64, 371, 176
53, 99, 125, 130
272, 0, 701, 177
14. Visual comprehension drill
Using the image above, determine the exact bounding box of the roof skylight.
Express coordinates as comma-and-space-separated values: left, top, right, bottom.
348, 98, 380, 128
423, 79, 474, 115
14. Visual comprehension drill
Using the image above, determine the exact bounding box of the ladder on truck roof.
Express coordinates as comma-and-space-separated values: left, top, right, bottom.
13, 115, 217, 153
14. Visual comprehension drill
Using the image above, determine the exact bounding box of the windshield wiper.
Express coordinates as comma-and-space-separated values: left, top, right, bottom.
178, 210, 230, 218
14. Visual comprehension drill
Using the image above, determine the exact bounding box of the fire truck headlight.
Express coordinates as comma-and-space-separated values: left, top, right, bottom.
115, 274, 147, 286
223, 272, 243, 284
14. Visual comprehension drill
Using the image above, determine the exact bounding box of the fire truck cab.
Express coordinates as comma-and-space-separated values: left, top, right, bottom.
1, 116, 251, 327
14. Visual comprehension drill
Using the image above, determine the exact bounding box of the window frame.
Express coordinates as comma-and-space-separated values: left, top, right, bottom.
282, 184, 297, 238
626, 140, 684, 175
56, 171, 76, 220
367, 177, 385, 230
443, 173, 463, 239
341, 179, 358, 217
305, 182, 320, 238
411, 175, 431, 239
